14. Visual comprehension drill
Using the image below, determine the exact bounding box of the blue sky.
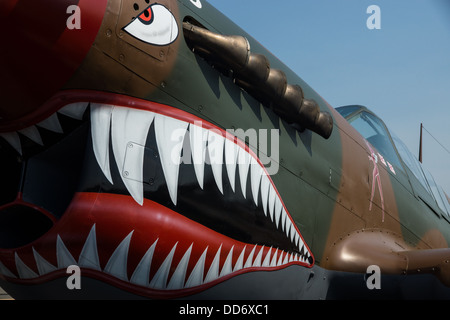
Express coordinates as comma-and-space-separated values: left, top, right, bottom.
206, 0, 450, 194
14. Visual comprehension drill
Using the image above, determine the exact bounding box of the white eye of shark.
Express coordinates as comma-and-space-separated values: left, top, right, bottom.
123, 4, 178, 46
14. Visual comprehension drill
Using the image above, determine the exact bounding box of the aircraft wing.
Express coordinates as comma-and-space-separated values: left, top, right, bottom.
324, 228, 450, 287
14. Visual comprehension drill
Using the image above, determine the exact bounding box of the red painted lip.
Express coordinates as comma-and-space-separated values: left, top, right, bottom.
0, 193, 312, 299
1, 89, 229, 133
0, 90, 314, 299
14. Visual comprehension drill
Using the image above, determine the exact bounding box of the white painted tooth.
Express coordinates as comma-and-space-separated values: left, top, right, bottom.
37, 113, 63, 133
290, 222, 296, 242
189, 124, 208, 189
15, 252, 38, 279
253, 246, 264, 267
238, 147, 251, 198
244, 245, 257, 269
283, 252, 289, 265
207, 131, 225, 194
104, 231, 134, 281
289, 254, 294, 263
185, 247, 208, 288
268, 186, 276, 222
277, 251, 284, 266
150, 242, 178, 289
90, 104, 114, 184
303, 250, 309, 261
260, 175, 271, 216
262, 247, 272, 267
281, 208, 287, 232
78, 225, 101, 271
0, 260, 16, 278
130, 239, 158, 286
294, 233, 300, 249
58, 102, 89, 120
299, 245, 305, 257
299, 249, 306, 263
220, 246, 234, 277
155, 114, 189, 206
167, 243, 193, 290
56, 235, 77, 268
270, 249, 278, 267
302, 253, 308, 263
18, 126, 43, 146
305, 252, 311, 264
0, 132, 22, 155
233, 246, 246, 272
285, 218, 292, 240
224, 137, 239, 192
250, 157, 262, 206
274, 197, 283, 229
33, 248, 57, 275
204, 244, 222, 283
298, 239, 305, 255
111, 107, 154, 206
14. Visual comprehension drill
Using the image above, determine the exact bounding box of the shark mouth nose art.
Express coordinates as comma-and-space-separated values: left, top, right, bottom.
0, 93, 313, 298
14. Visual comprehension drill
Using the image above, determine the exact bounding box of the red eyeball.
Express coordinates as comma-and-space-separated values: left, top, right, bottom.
138, 6, 154, 24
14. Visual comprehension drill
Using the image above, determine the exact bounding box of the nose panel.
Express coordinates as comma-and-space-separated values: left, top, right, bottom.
0, 0, 107, 126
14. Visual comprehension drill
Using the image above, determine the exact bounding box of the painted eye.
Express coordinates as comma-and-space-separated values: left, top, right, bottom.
123, 4, 178, 46
138, 6, 154, 25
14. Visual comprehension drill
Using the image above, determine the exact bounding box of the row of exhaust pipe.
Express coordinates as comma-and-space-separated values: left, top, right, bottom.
183, 22, 333, 139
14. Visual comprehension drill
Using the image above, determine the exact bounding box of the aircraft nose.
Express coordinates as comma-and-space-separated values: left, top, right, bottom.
0, 0, 107, 127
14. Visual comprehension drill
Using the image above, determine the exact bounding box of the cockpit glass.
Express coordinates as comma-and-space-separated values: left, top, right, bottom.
391, 131, 431, 193
392, 130, 450, 215
335, 105, 361, 119
423, 168, 449, 214
439, 186, 450, 216
347, 111, 403, 171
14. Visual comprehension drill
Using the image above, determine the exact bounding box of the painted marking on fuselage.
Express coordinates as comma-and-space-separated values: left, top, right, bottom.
366, 141, 386, 222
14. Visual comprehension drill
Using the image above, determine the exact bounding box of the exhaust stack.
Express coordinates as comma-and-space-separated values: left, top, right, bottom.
183, 22, 333, 139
